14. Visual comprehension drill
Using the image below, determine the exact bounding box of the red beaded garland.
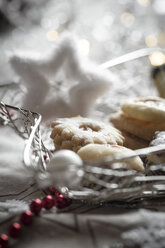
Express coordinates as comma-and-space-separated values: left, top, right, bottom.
9, 222, 21, 238
0, 234, 9, 248
49, 187, 60, 197
20, 210, 33, 225
54, 194, 72, 209
30, 199, 42, 214
42, 195, 54, 210
0, 192, 72, 246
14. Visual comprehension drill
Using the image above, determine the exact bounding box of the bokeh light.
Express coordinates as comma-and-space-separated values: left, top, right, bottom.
46, 30, 59, 42
78, 39, 90, 56
120, 12, 135, 27
145, 34, 157, 47
149, 51, 165, 66
137, 0, 150, 7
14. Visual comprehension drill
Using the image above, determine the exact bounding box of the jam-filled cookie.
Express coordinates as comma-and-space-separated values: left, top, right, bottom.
77, 144, 144, 171
110, 97, 165, 150
50, 116, 124, 152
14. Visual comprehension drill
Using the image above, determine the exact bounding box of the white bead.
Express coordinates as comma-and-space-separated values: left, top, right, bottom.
47, 150, 84, 189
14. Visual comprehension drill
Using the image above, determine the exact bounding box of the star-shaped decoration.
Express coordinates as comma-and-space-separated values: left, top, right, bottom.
10, 33, 114, 121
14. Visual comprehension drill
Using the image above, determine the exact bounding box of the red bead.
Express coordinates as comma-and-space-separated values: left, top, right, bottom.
54, 194, 72, 209
42, 195, 54, 210
20, 210, 33, 225
9, 222, 21, 238
48, 187, 60, 197
30, 199, 42, 214
0, 234, 9, 248
43, 155, 47, 161
49, 186, 55, 194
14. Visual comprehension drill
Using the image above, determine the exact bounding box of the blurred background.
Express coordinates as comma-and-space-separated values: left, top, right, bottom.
0, 0, 164, 58
0, 0, 165, 118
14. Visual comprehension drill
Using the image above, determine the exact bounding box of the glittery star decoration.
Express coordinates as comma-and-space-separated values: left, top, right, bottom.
10, 33, 114, 121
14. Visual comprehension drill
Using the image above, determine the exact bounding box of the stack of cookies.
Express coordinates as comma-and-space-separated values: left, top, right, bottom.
110, 96, 165, 150
50, 116, 144, 171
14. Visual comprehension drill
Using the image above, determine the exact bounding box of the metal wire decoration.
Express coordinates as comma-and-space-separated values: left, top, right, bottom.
1, 102, 165, 204
1, 47, 165, 204
0, 102, 51, 171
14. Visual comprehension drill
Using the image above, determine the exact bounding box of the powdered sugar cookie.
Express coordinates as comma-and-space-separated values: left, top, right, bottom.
51, 116, 124, 152
122, 97, 165, 123
77, 144, 144, 171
